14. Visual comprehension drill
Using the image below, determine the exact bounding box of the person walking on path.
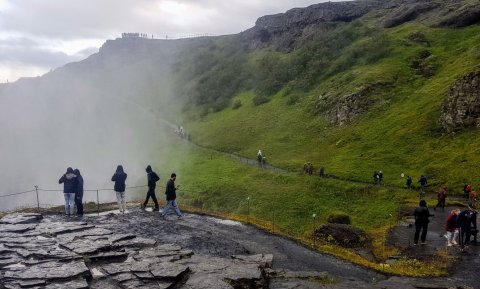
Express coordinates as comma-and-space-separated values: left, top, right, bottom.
59, 167, 77, 216
464, 183, 472, 199
406, 176, 412, 189
111, 165, 127, 214
457, 205, 477, 251
413, 200, 434, 245
161, 173, 182, 219
141, 165, 160, 211
444, 209, 460, 247
418, 175, 428, 189
434, 185, 447, 211
73, 169, 84, 217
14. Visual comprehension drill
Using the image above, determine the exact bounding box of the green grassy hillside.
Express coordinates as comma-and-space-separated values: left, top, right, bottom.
185, 23, 480, 192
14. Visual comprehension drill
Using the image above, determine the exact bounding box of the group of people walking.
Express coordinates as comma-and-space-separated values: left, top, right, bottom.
413, 198, 477, 251
58, 165, 181, 219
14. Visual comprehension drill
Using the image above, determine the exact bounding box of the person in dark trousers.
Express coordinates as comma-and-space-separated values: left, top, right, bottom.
59, 167, 77, 216
141, 165, 160, 211
161, 173, 182, 219
464, 183, 472, 199
111, 165, 127, 214
406, 176, 412, 189
378, 171, 383, 185
373, 171, 379, 184
413, 200, 434, 245
444, 209, 460, 247
434, 185, 447, 211
457, 205, 477, 251
73, 169, 84, 217
418, 175, 427, 189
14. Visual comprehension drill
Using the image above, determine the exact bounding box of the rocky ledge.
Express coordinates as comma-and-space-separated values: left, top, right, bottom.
0, 213, 329, 289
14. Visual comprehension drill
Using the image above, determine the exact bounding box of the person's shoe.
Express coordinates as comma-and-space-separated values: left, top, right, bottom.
447, 242, 453, 247
140, 204, 146, 210
413, 243, 418, 246
153, 207, 160, 212
452, 240, 458, 245
421, 242, 427, 245
177, 215, 183, 219
443, 234, 448, 239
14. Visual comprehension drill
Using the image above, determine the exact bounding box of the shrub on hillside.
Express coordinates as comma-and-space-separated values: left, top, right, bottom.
252, 95, 271, 106
313, 223, 369, 248
232, 100, 242, 109
327, 212, 351, 225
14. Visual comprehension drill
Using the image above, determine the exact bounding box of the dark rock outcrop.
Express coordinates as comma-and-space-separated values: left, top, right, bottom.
241, 1, 376, 51
440, 71, 480, 132
313, 223, 370, 248
382, 2, 440, 28
328, 89, 373, 126
438, 5, 480, 28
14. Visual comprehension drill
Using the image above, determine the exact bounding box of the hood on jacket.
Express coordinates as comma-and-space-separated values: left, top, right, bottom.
146, 165, 152, 173
66, 167, 74, 174
116, 165, 124, 173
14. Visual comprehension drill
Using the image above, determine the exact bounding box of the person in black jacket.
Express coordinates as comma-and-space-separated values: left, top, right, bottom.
161, 173, 182, 219
457, 205, 477, 250
112, 165, 128, 214
59, 167, 77, 216
73, 169, 84, 217
413, 200, 434, 245
141, 165, 160, 211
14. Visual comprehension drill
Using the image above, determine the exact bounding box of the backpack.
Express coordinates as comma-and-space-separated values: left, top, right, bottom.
151, 172, 160, 183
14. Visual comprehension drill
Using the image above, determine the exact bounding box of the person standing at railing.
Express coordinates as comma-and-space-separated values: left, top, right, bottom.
161, 173, 182, 219
73, 169, 84, 217
58, 167, 77, 216
141, 165, 160, 211
112, 165, 128, 214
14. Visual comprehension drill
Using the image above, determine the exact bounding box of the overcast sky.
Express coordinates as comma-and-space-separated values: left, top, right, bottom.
0, 0, 339, 82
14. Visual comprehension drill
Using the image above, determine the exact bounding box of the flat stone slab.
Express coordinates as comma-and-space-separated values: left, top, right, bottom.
0, 213, 42, 225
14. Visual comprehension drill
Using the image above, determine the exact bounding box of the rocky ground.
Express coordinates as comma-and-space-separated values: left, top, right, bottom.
0, 209, 477, 288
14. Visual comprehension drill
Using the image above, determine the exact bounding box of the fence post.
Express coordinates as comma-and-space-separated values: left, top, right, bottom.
97, 190, 100, 215
247, 197, 250, 224
272, 210, 275, 234
312, 213, 317, 248
35, 185, 39, 212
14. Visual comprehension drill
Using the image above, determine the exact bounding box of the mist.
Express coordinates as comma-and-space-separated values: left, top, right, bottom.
0, 37, 188, 211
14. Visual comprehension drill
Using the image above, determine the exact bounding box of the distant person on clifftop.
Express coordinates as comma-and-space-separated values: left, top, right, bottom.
141, 165, 160, 211
378, 171, 383, 185
161, 173, 182, 219
319, 166, 325, 177
73, 169, 84, 217
413, 200, 434, 245
112, 165, 128, 214
58, 167, 77, 216
406, 176, 412, 189
373, 171, 379, 184
418, 175, 427, 189
434, 185, 447, 211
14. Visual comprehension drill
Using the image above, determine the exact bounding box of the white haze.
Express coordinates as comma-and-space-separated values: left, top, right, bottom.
0, 39, 184, 210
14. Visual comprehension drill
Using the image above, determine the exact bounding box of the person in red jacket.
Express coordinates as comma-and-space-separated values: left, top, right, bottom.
444, 209, 460, 246
434, 185, 447, 211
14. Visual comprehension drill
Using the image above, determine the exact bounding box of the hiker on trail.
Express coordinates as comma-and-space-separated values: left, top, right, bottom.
111, 165, 128, 214
413, 200, 434, 245
257, 150, 263, 165
464, 183, 472, 199
319, 166, 325, 177
161, 173, 182, 219
444, 209, 460, 247
378, 171, 383, 185
434, 185, 447, 211
303, 163, 308, 174
406, 176, 412, 189
73, 169, 84, 217
457, 205, 477, 250
141, 165, 160, 211
470, 190, 478, 204
418, 175, 428, 189
373, 171, 379, 184
308, 163, 314, 175
59, 167, 77, 216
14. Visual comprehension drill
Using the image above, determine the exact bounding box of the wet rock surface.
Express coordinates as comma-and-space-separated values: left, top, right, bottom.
0, 211, 477, 288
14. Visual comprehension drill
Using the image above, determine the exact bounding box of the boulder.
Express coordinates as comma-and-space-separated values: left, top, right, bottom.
313, 223, 370, 248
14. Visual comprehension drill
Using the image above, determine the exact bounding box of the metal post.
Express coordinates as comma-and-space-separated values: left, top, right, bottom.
97, 190, 100, 215
272, 210, 275, 234
247, 197, 250, 223
35, 186, 40, 212
312, 213, 317, 247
